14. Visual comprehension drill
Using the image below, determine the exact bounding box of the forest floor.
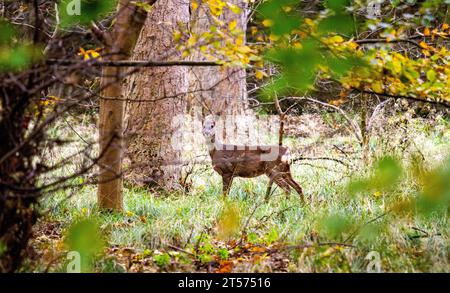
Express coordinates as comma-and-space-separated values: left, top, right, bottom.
22, 109, 449, 273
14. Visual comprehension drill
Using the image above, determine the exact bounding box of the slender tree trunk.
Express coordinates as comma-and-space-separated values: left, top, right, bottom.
98, 0, 156, 210
360, 92, 369, 163
124, 0, 190, 189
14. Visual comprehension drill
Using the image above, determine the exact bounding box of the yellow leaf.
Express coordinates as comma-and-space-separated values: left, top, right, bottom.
424, 27, 430, 36
372, 81, 383, 93
321, 247, 335, 258
349, 41, 359, 49
419, 41, 428, 49
192, 0, 198, 11
227, 3, 241, 14
282, 5, 292, 13
255, 70, 266, 80
330, 35, 344, 43
373, 191, 382, 198
126, 211, 134, 217
269, 34, 280, 41
329, 98, 346, 106
236, 36, 244, 46
304, 18, 314, 27
173, 31, 182, 42
262, 19, 273, 27
442, 23, 449, 30
78, 47, 101, 60
293, 42, 302, 49
229, 20, 237, 31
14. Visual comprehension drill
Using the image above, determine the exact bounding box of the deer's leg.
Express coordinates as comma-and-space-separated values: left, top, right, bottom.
222, 175, 233, 197
274, 176, 291, 198
265, 178, 274, 202
284, 173, 305, 202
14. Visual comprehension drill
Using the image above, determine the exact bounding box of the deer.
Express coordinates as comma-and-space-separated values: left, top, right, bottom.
202, 115, 304, 202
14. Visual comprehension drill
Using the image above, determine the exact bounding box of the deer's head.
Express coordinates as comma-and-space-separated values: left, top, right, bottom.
202, 116, 216, 143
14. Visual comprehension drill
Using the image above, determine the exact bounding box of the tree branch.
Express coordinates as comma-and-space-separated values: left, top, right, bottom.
46, 59, 222, 67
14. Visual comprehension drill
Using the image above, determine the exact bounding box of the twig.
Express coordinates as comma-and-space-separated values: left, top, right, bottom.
238, 202, 264, 245
344, 210, 391, 243
166, 244, 196, 257
292, 156, 350, 168
284, 242, 356, 251
354, 38, 422, 48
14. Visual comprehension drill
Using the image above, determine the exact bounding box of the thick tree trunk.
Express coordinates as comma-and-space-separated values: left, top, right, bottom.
97, 0, 155, 210
124, 0, 190, 189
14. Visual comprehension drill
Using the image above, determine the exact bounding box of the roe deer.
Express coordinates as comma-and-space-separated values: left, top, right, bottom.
202, 117, 304, 202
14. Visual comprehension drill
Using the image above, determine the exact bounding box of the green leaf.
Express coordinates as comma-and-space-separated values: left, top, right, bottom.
319, 14, 355, 35
59, 0, 116, 28
0, 21, 15, 45
265, 38, 321, 93
258, 0, 301, 36
426, 69, 436, 82
324, 0, 351, 13
131, 1, 154, 12
65, 218, 105, 272
319, 214, 353, 240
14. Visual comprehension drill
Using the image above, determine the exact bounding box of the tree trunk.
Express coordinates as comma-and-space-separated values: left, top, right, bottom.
97, 0, 156, 210
188, 0, 249, 144
124, 0, 190, 190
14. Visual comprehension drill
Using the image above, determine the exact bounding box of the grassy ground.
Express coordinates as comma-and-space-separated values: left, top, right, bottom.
23, 111, 449, 273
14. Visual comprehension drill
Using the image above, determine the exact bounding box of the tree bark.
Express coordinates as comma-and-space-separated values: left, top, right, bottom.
98, 0, 156, 210
124, 0, 190, 190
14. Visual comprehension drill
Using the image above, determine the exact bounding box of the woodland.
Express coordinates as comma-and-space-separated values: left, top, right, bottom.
0, 0, 449, 273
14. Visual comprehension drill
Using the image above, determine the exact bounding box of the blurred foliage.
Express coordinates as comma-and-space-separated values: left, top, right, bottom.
253, 0, 450, 104
64, 218, 105, 272
318, 0, 354, 35
216, 201, 241, 240
316, 155, 449, 243
59, 0, 116, 28
349, 155, 450, 218
348, 156, 403, 195
318, 213, 355, 240
415, 157, 450, 216
0, 21, 41, 72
